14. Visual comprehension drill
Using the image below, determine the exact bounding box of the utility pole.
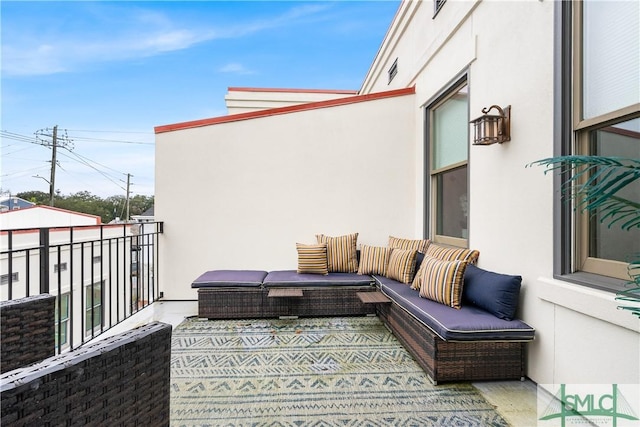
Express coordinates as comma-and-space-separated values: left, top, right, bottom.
48, 125, 58, 206
125, 173, 132, 222
36, 125, 72, 207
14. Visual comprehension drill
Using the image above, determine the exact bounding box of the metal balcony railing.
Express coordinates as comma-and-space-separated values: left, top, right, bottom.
0, 222, 163, 353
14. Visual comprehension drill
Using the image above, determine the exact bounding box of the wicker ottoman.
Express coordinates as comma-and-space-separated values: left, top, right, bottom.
192, 270, 268, 319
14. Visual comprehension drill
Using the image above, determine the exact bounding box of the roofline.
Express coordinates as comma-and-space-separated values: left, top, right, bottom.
360, 1, 406, 93
0, 223, 127, 237
0, 205, 102, 223
227, 87, 358, 95
155, 86, 415, 134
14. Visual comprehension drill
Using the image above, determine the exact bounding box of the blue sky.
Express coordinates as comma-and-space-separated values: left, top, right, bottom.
1, 1, 399, 198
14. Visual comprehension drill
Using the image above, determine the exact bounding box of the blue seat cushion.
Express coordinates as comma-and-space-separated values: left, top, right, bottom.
263, 270, 374, 288
373, 275, 535, 342
191, 270, 268, 288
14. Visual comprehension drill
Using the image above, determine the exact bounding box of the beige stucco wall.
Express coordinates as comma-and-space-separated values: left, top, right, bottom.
156, 92, 416, 301
360, 0, 639, 386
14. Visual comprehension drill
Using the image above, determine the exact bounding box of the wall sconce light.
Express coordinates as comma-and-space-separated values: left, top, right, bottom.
470, 105, 511, 145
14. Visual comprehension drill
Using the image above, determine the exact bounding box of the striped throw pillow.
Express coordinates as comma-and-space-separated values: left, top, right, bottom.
388, 236, 430, 253
316, 233, 359, 273
425, 243, 479, 264
386, 249, 417, 284
418, 256, 468, 309
357, 245, 392, 276
296, 243, 328, 275
412, 244, 479, 290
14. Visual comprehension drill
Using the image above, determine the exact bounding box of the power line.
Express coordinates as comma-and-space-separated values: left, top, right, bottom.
70, 136, 153, 145
2, 127, 146, 197
66, 129, 152, 134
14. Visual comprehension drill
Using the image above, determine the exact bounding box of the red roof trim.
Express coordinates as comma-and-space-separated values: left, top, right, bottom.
0, 205, 102, 223
155, 86, 415, 134
227, 87, 358, 95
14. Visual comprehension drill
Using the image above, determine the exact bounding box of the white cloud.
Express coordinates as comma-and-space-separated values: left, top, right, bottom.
1, 3, 332, 77
218, 63, 255, 75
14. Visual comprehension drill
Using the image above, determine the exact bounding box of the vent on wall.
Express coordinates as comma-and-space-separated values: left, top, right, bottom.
434, 0, 446, 17
388, 58, 398, 84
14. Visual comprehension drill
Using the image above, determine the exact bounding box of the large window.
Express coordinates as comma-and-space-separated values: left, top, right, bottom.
559, 1, 640, 289
426, 78, 468, 246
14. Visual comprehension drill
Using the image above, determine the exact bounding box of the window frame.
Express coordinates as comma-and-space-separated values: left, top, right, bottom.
555, 1, 640, 292
424, 73, 469, 247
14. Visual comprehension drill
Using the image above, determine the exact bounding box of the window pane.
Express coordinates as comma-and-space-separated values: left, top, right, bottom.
436, 166, 468, 239
433, 85, 468, 170
85, 283, 102, 331
583, 1, 640, 119
589, 118, 640, 263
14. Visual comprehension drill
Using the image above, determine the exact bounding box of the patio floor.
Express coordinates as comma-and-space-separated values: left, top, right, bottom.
150, 301, 538, 426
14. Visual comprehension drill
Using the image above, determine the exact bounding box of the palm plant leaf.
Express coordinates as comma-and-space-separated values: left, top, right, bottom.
530, 155, 640, 317
531, 156, 640, 230
616, 256, 640, 318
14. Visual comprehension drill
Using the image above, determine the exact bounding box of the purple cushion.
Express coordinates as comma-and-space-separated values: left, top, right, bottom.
374, 275, 535, 341
191, 270, 268, 288
263, 270, 374, 288
463, 264, 522, 321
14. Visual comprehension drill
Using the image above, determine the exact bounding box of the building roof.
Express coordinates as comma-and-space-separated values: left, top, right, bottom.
155, 87, 415, 134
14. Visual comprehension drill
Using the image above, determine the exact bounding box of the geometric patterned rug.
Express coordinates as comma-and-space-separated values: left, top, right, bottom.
170, 316, 509, 426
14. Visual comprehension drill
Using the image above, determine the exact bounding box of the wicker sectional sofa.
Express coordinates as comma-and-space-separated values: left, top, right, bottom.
191, 259, 535, 384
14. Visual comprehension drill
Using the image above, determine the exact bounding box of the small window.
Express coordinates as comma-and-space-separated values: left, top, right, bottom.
55, 293, 70, 349
388, 58, 398, 84
85, 281, 103, 334
434, 0, 446, 17
0, 272, 19, 285
54, 262, 67, 273
92, 256, 101, 264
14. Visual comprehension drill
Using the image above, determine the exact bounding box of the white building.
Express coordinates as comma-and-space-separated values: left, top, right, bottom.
154, 1, 639, 386
1, 206, 145, 350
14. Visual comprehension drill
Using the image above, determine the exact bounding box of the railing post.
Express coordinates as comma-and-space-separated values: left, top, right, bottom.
39, 228, 50, 294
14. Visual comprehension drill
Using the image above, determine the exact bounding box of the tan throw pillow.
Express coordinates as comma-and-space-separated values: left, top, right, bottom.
388, 236, 430, 253
316, 233, 359, 273
386, 248, 417, 284
425, 243, 479, 264
418, 256, 467, 309
296, 243, 328, 275
412, 244, 479, 290
357, 245, 392, 275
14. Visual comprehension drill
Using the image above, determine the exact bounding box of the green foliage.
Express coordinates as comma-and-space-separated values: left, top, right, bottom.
16, 190, 154, 224
530, 155, 640, 318
14, 190, 50, 205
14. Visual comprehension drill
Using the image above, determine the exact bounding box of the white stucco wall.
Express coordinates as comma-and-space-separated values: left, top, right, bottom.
360, 0, 639, 386
156, 92, 416, 300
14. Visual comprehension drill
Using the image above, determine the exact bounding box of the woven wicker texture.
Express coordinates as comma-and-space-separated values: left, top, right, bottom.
378, 302, 526, 383
0, 294, 56, 374
198, 287, 377, 319
1, 321, 172, 426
